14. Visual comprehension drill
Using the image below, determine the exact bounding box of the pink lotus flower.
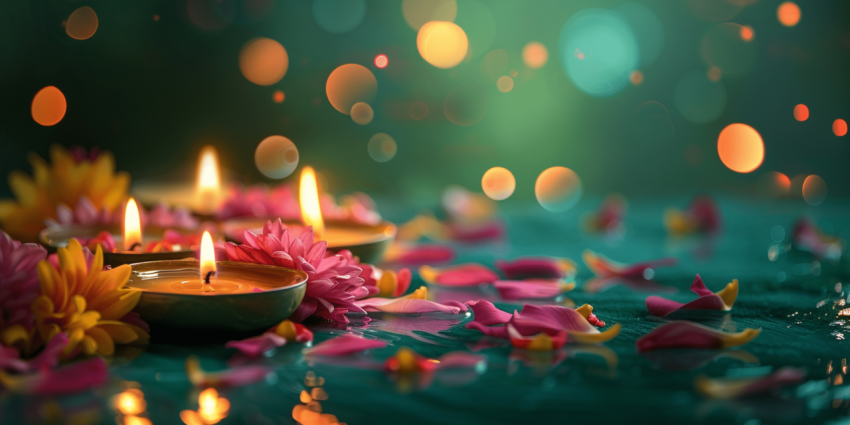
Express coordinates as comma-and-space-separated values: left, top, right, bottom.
224, 219, 372, 323
465, 300, 619, 343
636, 321, 760, 353
645, 275, 738, 317
0, 230, 47, 335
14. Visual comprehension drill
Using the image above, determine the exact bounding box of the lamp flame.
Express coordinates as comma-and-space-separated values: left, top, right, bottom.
200, 231, 216, 282
124, 198, 142, 251
299, 166, 325, 239
198, 388, 229, 424
196, 146, 221, 214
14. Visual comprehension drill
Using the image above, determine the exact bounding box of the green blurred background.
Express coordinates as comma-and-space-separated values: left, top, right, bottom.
1, 0, 849, 207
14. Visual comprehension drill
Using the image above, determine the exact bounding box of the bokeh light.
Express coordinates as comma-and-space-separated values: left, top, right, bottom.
802, 175, 827, 206
368, 133, 397, 162
417, 21, 469, 69
350, 102, 374, 125
31, 86, 67, 127
757, 171, 791, 199
481, 167, 516, 200
616, 3, 664, 66
674, 70, 727, 124
702, 23, 757, 75
777, 2, 801, 27
444, 84, 487, 126
630, 70, 643, 85
687, 0, 742, 22
326, 64, 378, 115
374, 54, 388, 69
522, 42, 548, 69
239, 38, 288, 86
535, 167, 583, 213
255, 136, 299, 179
707, 66, 722, 82
402, 0, 457, 30
740, 25, 754, 42
312, 0, 366, 34
66, 6, 98, 40
273, 90, 285, 103
717, 123, 764, 173
793, 104, 808, 121
410, 101, 429, 120
497, 76, 514, 93
833, 119, 847, 136
559, 9, 639, 97
481, 49, 508, 82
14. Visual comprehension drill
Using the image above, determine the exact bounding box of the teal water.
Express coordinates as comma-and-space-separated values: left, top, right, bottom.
3, 198, 850, 424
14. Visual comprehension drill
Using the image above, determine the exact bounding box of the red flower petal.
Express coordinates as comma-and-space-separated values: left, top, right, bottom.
583, 249, 677, 279
645, 275, 738, 317
636, 321, 760, 353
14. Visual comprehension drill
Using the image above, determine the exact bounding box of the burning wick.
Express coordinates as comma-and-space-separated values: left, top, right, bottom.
200, 231, 217, 292
128, 242, 142, 252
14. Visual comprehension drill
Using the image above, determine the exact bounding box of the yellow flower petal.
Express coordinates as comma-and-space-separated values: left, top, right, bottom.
81, 335, 98, 355
86, 327, 115, 356
8, 171, 38, 207
377, 270, 398, 298
63, 328, 86, 356
98, 290, 141, 321
96, 321, 139, 344
567, 323, 622, 344
31, 294, 55, 319
717, 279, 739, 309
36, 261, 58, 300
67, 311, 101, 331
0, 325, 31, 351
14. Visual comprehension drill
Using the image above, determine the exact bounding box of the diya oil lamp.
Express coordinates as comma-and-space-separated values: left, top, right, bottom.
40, 198, 200, 266
126, 231, 307, 333
221, 166, 396, 263
132, 145, 224, 217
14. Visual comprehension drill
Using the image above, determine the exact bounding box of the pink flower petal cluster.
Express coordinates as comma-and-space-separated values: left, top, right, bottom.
224, 219, 375, 323
46, 197, 197, 230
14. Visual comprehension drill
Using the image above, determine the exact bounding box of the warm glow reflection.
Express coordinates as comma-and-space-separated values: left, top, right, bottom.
802, 175, 827, 206
630, 70, 644, 85
416, 21, 469, 69
66, 6, 98, 40
326, 64, 378, 115
196, 146, 221, 214
374, 54, 388, 68
777, 2, 801, 27
794, 104, 809, 121
124, 199, 142, 252
299, 167, 325, 239
482, 167, 516, 200
740, 25, 754, 41
522, 41, 548, 69
31, 86, 67, 126
717, 123, 764, 173
198, 388, 229, 425
239, 38, 289, 86
200, 231, 217, 279
535, 167, 583, 212
834, 119, 848, 137
496, 76, 514, 93
115, 390, 146, 416
124, 416, 152, 425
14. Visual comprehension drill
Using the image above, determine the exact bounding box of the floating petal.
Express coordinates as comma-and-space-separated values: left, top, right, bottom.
225, 332, 287, 358
646, 275, 737, 317
304, 334, 386, 357
494, 279, 575, 300
419, 263, 499, 287
636, 321, 760, 353
186, 355, 270, 387
495, 257, 577, 279
0, 357, 107, 395
354, 297, 464, 315
694, 367, 805, 399
583, 249, 677, 279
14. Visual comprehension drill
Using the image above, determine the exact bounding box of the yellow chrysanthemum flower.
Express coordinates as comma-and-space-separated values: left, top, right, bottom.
32, 239, 148, 357
0, 145, 129, 242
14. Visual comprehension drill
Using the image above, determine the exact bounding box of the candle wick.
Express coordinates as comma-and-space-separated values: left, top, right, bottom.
204, 271, 215, 284
129, 242, 142, 252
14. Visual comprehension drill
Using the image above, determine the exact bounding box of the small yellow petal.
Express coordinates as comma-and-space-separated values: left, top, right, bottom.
31, 295, 55, 319
717, 279, 739, 309
401, 286, 427, 300
63, 328, 85, 356
67, 311, 101, 331
81, 335, 98, 355
568, 323, 622, 344
575, 304, 594, 320
275, 320, 297, 340
36, 261, 57, 300
527, 334, 555, 351
718, 328, 760, 349
0, 325, 30, 351
96, 321, 139, 344
418, 265, 438, 284
98, 290, 141, 321
377, 270, 398, 298
87, 327, 115, 356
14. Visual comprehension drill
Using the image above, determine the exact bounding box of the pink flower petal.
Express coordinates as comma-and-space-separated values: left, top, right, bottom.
645, 275, 738, 317
389, 244, 456, 266
695, 367, 806, 399
495, 257, 577, 280
448, 220, 504, 243
186, 355, 270, 387
225, 332, 287, 358
0, 357, 107, 395
636, 321, 760, 353
465, 300, 512, 326
304, 334, 387, 357
419, 263, 499, 287
353, 298, 463, 315
583, 249, 677, 279
493, 279, 574, 300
